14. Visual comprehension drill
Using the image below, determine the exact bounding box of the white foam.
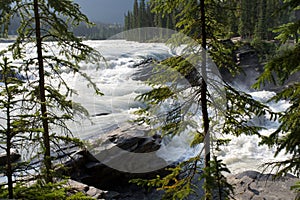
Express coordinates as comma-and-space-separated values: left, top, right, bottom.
0, 40, 292, 175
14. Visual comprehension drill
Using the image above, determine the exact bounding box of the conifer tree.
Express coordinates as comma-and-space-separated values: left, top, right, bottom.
253, 0, 300, 183
133, 0, 139, 28
146, 4, 155, 27
0, 0, 102, 184
139, 0, 146, 27
131, 0, 277, 199
255, 0, 267, 40
0, 56, 34, 199
239, 0, 257, 38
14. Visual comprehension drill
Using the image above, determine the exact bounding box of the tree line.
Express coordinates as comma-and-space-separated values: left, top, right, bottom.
124, 0, 176, 31
73, 22, 123, 40
127, 0, 300, 199
0, 0, 299, 199
125, 0, 299, 42
4, 16, 123, 40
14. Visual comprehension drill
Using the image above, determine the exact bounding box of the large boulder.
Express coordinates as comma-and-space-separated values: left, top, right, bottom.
219, 43, 265, 91
63, 125, 172, 191
0, 149, 21, 166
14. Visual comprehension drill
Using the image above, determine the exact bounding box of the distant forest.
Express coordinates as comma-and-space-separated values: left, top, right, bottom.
5, 0, 300, 41
6, 17, 123, 40
125, 0, 300, 41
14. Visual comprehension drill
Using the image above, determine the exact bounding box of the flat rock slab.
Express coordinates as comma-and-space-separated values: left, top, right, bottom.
228, 171, 300, 200
66, 179, 106, 199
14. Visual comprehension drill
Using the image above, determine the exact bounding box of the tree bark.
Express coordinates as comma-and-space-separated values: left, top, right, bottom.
4, 60, 13, 199
33, 0, 52, 183
200, 0, 211, 199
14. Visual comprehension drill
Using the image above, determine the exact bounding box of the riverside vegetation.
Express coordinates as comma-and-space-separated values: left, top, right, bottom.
125, 0, 300, 199
0, 0, 299, 200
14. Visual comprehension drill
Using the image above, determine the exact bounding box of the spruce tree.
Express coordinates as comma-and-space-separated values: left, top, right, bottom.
133, 0, 139, 28
139, 0, 146, 27
0, 56, 33, 199
253, 0, 300, 184
239, 0, 257, 38
0, 0, 102, 184
131, 0, 277, 199
255, 0, 267, 40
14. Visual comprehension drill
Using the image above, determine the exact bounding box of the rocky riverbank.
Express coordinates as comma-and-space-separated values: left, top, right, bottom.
227, 171, 300, 200
65, 170, 300, 199
1, 124, 299, 199
61, 125, 299, 200
66, 168, 300, 200
1, 40, 299, 199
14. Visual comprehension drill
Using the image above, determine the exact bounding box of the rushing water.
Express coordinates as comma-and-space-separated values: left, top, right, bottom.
0, 40, 290, 175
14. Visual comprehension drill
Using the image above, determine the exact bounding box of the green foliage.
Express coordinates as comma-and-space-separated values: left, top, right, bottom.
0, 55, 41, 198
73, 22, 123, 40
0, 180, 94, 200
129, 1, 281, 199
0, 0, 103, 187
67, 192, 95, 200
274, 21, 300, 43
201, 156, 234, 200
131, 47, 268, 200
273, 0, 300, 43
125, 0, 291, 42
250, 38, 277, 61
209, 39, 239, 75
137, 87, 175, 105
253, 44, 300, 87
190, 132, 205, 148
131, 156, 234, 200
149, 0, 240, 73
125, 0, 172, 30
224, 85, 279, 137
291, 181, 300, 193
130, 159, 200, 200
253, 0, 300, 190
15, 182, 66, 200
238, 0, 289, 40
259, 82, 300, 177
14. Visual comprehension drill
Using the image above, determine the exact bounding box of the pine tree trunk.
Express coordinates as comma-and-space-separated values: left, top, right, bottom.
33, 0, 52, 183
6, 140, 13, 199
4, 65, 13, 198
200, 0, 211, 199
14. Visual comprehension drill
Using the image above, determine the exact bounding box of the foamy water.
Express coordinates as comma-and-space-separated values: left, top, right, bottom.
0, 40, 290, 175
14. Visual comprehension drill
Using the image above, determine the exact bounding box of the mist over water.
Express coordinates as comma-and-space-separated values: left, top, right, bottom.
72, 40, 290, 174
0, 40, 290, 175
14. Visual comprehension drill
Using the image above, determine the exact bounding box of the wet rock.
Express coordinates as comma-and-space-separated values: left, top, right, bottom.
219, 43, 265, 91
227, 170, 300, 200
63, 125, 172, 191
66, 179, 106, 199
0, 150, 21, 166
91, 113, 111, 117
86, 186, 104, 198
108, 132, 161, 153
66, 179, 89, 192
104, 191, 121, 199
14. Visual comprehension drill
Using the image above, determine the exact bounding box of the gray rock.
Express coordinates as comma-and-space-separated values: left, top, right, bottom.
66, 179, 106, 199
66, 179, 89, 192
87, 186, 105, 198
104, 191, 121, 199
0, 150, 21, 166
227, 170, 300, 200
63, 125, 172, 190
